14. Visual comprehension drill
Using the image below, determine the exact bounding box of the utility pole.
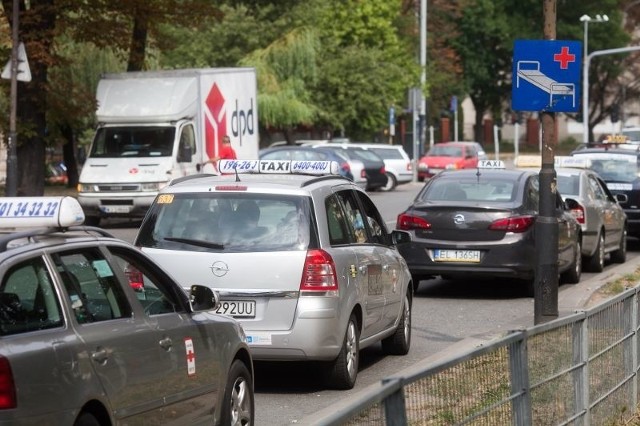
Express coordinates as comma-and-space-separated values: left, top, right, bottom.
6, 0, 19, 196
535, 0, 559, 324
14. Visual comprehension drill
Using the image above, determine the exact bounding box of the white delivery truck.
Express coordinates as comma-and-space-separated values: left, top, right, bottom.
77, 68, 258, 226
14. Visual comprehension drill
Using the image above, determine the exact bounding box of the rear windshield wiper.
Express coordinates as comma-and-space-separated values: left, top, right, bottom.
164, 237, 224, 250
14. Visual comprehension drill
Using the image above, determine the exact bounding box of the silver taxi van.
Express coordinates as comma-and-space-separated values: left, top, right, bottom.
134, 160, 414, 389
0, 197, 253, 426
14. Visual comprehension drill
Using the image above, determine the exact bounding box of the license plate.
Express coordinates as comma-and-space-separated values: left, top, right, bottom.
215, 300, 256, 318
101, 205, 131, 213
433, 249, 481, 263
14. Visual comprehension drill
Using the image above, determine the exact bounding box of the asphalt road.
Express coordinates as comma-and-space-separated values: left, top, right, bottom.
100, 181, 640, 425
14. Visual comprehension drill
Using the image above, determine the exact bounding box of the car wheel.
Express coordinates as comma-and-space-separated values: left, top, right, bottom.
74, 412, 101, 426
220, 360, 254, 426
561, 239, 582, 284
326, 314, 359, 390
610, 227, 627, 264
381, 290, 412, 355
585, 232, 605, 273
84, 216, 101, 227
381, 172, 397, 192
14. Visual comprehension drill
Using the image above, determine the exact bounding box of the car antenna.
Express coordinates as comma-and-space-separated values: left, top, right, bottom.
234, 165, 241, 182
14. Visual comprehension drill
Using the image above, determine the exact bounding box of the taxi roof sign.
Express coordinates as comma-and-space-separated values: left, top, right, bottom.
513, 155, 541, 168
218, 160, 340, 176
478, 160, 506, 169
0, 197, 85, 229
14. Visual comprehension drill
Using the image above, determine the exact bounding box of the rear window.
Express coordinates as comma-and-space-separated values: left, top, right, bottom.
572, 152, 639, 183
368, 147, 404, 160
136, 193, 316, 253
428, 145, 463, 157
422, 177, 516, 202
557, 173, 580, 196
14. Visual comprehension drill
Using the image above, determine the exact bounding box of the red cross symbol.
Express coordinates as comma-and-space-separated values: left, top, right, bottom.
186, 349, 195, 363
553, 46, 575, 70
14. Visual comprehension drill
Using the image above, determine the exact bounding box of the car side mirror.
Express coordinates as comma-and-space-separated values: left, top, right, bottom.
189, 285, 220, 312
391, 229, 412, 245
615, 193, 628, 204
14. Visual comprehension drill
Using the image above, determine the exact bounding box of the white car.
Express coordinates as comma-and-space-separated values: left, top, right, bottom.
350, 143, 413, 191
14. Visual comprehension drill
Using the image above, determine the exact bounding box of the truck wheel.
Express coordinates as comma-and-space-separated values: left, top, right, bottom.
84, 216, 101, 227
325, 314, 359, 390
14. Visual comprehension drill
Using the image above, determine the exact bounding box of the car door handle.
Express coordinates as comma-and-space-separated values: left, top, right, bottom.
358, 265, 367, 274
91, 347, 109, 364
382, 264, 390, 272
159, 337, 173, 351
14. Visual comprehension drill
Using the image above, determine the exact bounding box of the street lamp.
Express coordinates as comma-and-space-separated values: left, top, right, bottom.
580, 14, 609, 143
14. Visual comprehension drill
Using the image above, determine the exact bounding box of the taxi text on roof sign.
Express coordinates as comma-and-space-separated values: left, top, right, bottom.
218, 159, 340, 176
0, 197, 85, 229
478, 160, 506, 169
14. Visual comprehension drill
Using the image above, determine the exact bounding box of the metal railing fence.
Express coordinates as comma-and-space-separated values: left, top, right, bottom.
311, 286, 640, 425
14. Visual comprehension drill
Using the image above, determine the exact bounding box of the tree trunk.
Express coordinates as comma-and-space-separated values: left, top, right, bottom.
60, 123, 78, 188
127, 10, 148, 71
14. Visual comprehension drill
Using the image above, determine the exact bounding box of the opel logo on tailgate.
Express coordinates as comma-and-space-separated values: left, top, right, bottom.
210, 261, 229, 277
453, 214, 465, 224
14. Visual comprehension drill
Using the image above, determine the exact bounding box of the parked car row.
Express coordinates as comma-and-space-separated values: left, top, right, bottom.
259, 142, 413, 192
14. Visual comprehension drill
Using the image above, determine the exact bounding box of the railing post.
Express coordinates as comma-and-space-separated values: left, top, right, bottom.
382, 378, 407, 426
572, 314, 588, 425
509, 333, 531, 426
631, 289, 638, 411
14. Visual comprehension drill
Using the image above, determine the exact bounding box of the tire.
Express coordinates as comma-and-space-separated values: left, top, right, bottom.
610, 227, 627, 264
326, 314, 359, 390
585, 232, 605, 273
74, 412, 101, 426
382, 290, 412, 355
220, 360, 254, 426
561, 239, 582, 284
380, 172, 397, 192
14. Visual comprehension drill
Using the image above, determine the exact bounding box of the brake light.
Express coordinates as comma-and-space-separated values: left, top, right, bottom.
340, 162, 351, 174
300, 249, 338, 295
406, 162, 412, 171
0, 357, 16, 409
488, 215, 535, 232
396, 213, 431, 230
215, 185, 248, 191
360, 170, 366, 179
125, 265, 144, 292
380, 166, 386, 174
570, 204, 585, 224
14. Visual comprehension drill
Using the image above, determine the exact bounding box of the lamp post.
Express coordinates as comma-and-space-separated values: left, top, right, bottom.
579, 13, 609, 143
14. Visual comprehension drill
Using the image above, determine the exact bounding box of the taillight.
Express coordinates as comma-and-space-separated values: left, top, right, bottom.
125, 265, 144, 292
0, 357, 16, 409
488, 215, 535, 232
570, 204, 585, 224
341, 162, 351, 174
380, 166, 386, 174
360, 170, 366, 179
406, 162, 412, 171
300, 249, 338, 295
397, 213, 431, 230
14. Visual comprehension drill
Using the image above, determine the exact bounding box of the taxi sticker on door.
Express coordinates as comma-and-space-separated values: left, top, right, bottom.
185, 337, 196, 376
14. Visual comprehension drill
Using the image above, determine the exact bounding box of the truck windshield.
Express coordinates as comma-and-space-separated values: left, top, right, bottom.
90, 127, 175, 158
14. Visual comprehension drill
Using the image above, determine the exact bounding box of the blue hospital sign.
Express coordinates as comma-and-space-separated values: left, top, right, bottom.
512, 40, 582, 113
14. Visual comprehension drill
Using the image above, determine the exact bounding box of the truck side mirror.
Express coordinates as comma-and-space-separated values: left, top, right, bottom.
177, 142, 192, 163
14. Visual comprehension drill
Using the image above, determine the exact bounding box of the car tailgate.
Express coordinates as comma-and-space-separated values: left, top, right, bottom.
142, 248, 306, 331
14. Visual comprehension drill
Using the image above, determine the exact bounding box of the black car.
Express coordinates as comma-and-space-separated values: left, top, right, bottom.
315, 145, 388, 191
570, 145, 640, 239
259, 146, 355, 181
395, 162, 582, 296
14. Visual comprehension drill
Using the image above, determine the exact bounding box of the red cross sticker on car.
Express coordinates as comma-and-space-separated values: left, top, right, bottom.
185, 337, 196, 376
512, 40, 582, 113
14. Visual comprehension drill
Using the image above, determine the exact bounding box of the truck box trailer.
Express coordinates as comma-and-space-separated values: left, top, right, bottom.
77, 68, 258, 226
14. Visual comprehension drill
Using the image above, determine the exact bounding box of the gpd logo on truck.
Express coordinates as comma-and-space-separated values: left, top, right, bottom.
205, 83, 255, 159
